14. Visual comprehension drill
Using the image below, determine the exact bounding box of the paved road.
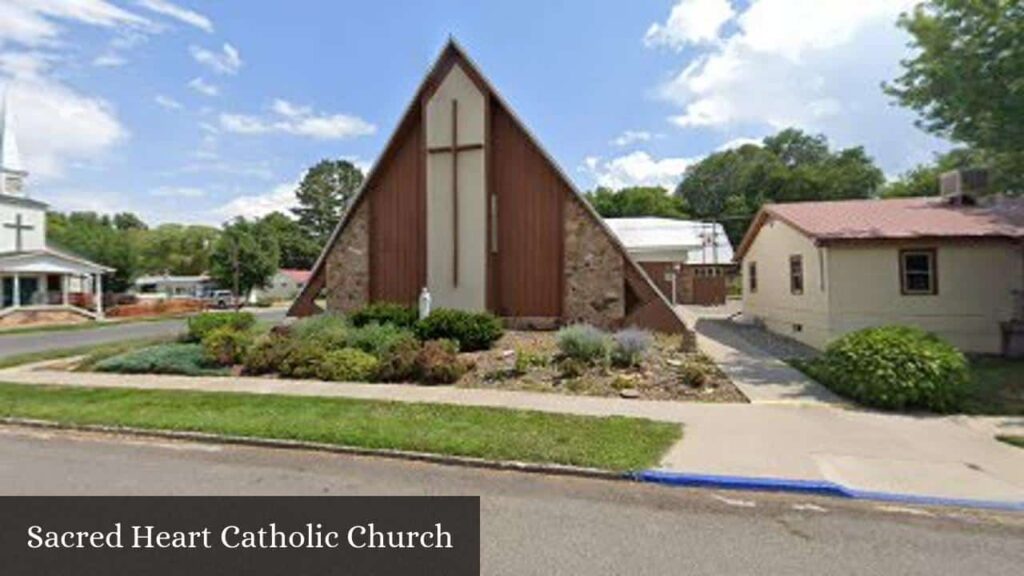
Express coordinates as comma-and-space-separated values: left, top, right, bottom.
0, 309, 287, 359
0, 427, 1020, 575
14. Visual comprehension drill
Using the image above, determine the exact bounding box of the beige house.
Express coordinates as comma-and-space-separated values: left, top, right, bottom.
735, 194, 1024, 355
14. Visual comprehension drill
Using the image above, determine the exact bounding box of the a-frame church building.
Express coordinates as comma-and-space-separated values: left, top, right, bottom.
290, 41, 685, 334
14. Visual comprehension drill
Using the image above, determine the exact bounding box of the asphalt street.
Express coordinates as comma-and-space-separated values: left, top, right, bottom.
0, 308, 287, 359
0, 426, 1020, 575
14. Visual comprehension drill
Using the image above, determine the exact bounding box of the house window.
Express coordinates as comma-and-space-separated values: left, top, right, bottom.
901, 249, 937, 295
790, 255, 803, 295
748, 262, 758, 293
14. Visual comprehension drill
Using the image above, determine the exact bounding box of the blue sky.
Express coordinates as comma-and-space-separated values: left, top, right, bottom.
0, 1, 947, 226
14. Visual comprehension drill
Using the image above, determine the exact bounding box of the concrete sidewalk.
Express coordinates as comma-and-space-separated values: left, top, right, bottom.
2, 363, 1023, 504
678, 305, 843, 405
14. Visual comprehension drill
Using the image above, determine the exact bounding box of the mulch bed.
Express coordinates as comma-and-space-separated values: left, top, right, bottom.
458, 331, 747, 403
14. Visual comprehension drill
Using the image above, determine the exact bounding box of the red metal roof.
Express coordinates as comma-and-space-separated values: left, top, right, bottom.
279, 269, 312, 284
736, 196, 1024, 260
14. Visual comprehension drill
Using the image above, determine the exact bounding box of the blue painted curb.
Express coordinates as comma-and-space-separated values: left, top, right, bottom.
632, 470, 1024, 513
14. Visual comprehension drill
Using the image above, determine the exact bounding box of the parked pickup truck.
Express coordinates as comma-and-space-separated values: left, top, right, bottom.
204, 290, 240, 309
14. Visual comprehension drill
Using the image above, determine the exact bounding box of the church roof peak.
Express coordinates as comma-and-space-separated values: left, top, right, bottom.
0, 87, 27, 176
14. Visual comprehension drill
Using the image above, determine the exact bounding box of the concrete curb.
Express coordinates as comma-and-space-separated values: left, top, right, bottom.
633, 470, 1024, 513
0, 417, 625, 482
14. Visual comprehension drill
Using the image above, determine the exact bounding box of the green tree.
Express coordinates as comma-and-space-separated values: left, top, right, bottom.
139, 224, 219, 276
883, 148, 987, 198
884, 0, 1024, 192
291, 159, 365, 243
256, 211, 321, 270
675, 129, 884, 246
46, 211, 141, 293
586, 186, 688, 219
209, 218, 280, 300
113, 212, 148, 231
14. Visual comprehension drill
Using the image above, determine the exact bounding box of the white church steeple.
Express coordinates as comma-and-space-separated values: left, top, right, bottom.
0, 88, 28, 197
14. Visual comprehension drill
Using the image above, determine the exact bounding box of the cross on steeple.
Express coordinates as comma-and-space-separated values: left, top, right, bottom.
4, 213, 33, 252
427, 98, 484, 286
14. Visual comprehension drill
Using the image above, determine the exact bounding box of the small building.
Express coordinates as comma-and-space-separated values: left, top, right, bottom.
735, 189, 1024, 355
290, 40, 684, 333
605, 217, 735, 305
250, 269, 310, 303
131, 274, 215, 300
0, 92, 112, 327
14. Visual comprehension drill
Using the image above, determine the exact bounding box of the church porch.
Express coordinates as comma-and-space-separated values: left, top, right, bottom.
0, 252, 112, 325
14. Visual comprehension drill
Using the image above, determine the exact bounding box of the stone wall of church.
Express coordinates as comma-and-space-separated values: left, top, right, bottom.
325, 201, 370, 314
563, 197, 625, 328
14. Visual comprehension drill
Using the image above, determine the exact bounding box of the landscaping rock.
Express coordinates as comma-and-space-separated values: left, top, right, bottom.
619, 388, 640, 399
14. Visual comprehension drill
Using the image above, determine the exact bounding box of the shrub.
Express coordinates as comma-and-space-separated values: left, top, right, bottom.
678, 360, 713, 388
317, 348, 380, 382
808, 326, 969, 412
201, 326, 254, 366
415, 309, 504, 352
291, 313, 349, 349
416, 339, 470, 385
611, 328, 653, 368
94, 343, 225, 376
514, 348, 549, 375
350, 302, 418, 329
186, 312, 255, 342
346, 323, 418, 357
557, 324, 610, 365
277, 340, 330, 379
376, 338, 422, 382
244, 333, 294, 375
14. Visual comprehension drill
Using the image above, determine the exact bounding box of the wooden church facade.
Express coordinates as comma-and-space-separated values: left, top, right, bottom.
290, 42, 685, 334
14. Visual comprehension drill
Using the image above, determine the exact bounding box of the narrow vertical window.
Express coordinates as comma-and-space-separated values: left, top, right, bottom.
789, 255, 803, 295
900, 249, 937, 295
748, 262, 758, 293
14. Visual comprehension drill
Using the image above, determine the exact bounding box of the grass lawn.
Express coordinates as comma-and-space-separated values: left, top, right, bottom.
962, 357, 1024, 416
997, 435, 1024, 449
0, 383, 680, 472
0, 337, 178, 371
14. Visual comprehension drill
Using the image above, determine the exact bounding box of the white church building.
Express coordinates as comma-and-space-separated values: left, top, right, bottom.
0, 93, 112, 326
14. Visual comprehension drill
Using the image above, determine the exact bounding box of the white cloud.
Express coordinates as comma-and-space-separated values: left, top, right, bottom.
0, 53, 127, 180
190, 43, 241, 75
188, 76, 219, 96
716, 136, 762, 151
136, 0, 213, 33
0, 0, 150, 49
650, 0, 945, 173
610, 130, 654, 147
644, 0, 735, 50
154, 94, 183, 110
92, 52, 127, 67
214, 180, 299, 220
150, 185, 205, 198
581, 151, 699, 189
220, 98, 376, 140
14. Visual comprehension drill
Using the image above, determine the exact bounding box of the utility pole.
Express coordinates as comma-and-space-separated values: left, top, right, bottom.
231, 235, 241, 311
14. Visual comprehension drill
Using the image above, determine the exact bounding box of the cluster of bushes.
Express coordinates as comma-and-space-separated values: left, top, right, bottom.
243, 306, 503, 385
799, 326, 969, 412
555, 324, 653, 376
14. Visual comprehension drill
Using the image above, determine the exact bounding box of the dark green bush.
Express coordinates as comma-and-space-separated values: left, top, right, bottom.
94, 343, 226, 376
290, 313, 349, 349
557, 324, 610, 365
376, 338, 422, 382
346, 323, 418, 357
350, 302, 418, 329
317, 348, 379, 382
416, 339, 471, 385
415, 309, 503, 352
201, 326, 254, 366
807, 326, 969, 412
244, 333, 294, 375
186, 312, 255, 342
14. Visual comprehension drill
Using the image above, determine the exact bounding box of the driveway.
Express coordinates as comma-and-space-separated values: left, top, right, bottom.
678, 303, 843, 405
0, 308, 287, 359
1, 426, 1020, 575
